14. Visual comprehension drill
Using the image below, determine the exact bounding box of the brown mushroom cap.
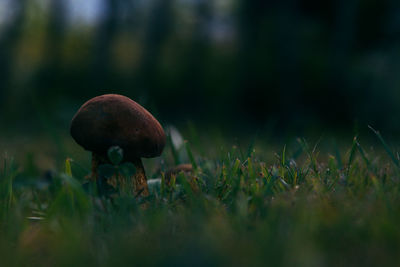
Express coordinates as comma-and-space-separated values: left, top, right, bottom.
70, 94, 166, 159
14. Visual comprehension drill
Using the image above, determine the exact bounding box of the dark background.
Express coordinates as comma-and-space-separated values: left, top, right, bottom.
1, 0, 400, 136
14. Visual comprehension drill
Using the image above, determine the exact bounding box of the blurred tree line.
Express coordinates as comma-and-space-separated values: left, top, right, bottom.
1, 0, 400, 134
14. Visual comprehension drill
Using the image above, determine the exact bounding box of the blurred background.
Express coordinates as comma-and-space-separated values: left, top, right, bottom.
1, 0, 400, 137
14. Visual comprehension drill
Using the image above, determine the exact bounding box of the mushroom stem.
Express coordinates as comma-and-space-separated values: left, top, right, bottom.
90, 153, 101, 181
132, 158, 149, 197
88, 152, 149, 198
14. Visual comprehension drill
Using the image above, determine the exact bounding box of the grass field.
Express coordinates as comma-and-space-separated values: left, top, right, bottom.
1, 127, 400, 267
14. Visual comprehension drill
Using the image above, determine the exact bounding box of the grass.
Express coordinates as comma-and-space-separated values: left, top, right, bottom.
1, 128, 400, 267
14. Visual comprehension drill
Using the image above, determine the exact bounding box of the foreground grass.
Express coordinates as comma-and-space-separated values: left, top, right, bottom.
1, 131, 400, 267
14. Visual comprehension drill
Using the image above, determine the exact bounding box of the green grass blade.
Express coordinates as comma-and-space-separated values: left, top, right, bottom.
168, 130, 180, 165
282, 144, 286, 167
184, 140, 197, 170
346, 137, 358, 177
368, 125, 400, 168
348, 137, 357, 166
297, 138, 318, 174
355, 139, 371, 169
332, 140, 343, 170
246, 136, 256, 159
65, 158, 73, 177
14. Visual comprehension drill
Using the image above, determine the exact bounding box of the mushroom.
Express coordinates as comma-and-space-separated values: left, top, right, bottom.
164, 164, 200, 193
70, 94, 166, 197
165, 164, 193, 184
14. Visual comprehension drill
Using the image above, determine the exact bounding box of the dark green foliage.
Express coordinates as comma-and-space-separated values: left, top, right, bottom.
2, 0, 400, 134
0, 155, 18, 215
97, 147, 137, 197
107, 146, 123, 166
